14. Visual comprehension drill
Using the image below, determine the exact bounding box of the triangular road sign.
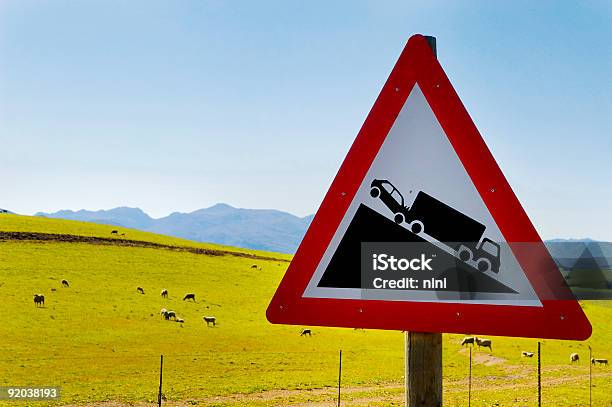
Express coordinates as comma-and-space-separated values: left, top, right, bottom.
267, 34, 591, 340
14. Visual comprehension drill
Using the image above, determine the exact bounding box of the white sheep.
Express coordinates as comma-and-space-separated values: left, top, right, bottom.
475, 337, 492, 351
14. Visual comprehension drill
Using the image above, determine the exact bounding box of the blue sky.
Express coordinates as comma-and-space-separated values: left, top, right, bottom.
0, 1, 610, 240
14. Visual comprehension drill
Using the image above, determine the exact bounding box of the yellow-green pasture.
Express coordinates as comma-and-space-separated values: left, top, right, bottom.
0, 214, 609, 406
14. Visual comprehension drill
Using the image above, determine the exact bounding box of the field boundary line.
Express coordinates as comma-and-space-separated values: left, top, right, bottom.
0, 231, 289, 262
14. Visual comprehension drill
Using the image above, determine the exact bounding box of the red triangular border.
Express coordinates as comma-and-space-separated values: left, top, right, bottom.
267, 34, 591, 340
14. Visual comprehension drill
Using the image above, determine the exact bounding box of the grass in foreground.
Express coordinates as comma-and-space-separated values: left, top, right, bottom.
0, 214, 610, 406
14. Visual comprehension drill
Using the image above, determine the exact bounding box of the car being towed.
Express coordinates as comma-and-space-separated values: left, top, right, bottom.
369, 179, 411, 225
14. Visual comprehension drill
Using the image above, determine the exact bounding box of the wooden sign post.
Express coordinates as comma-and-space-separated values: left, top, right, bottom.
404, 36, 442, 407
405, 332, 442, 406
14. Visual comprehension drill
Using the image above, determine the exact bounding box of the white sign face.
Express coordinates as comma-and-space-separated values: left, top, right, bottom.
304, 85, 540, 306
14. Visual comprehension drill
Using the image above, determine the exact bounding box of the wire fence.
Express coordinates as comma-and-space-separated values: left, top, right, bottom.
1, 347, 610, 406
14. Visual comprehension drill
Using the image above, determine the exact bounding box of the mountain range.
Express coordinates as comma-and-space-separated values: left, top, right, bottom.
36, 204, 313, 254
28, 206, 612, 266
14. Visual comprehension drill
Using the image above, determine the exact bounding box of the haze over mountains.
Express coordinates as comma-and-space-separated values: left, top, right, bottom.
36, 204, 313, 254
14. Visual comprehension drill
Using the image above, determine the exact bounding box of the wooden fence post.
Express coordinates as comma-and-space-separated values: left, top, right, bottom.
158, 354, 164, 407
537, 342, 541, 407
338, 349, 342, 407
468, 346, 472, 407
589, 345, 592, 407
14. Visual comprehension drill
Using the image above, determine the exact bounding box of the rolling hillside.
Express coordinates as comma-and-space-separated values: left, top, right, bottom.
36, 204, 314, 253
0, 213, 610, 406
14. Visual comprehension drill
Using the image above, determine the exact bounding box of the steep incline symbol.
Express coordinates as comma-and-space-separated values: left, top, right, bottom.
318, 204, 516, 295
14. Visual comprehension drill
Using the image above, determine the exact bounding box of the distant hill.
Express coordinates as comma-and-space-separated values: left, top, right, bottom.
33, 206, 612, 261
37, 207, 155, 230
545, 239, 612, 270
545, 239, 612, 290
37, 204, 313, 254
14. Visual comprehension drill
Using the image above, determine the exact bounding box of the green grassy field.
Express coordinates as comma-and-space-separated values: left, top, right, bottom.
0, 214, 610, 406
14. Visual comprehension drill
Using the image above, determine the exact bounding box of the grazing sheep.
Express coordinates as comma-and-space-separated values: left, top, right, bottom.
161, 289, 168, 298
111, 230, 118, 235
300, 329, 312, 337
33, 294, 45, 307
137, 287, 145, 294
61, 279, 69, 287
461, 336, 475, 347
522, 351, 534, 358
570, 353, 580, 363
163, 310, 177, 321
475, 337, 492, 351
183, 293, 196, 302
591, 358, 608, 366
203, 316, 216, 327
175, 317, 184, 323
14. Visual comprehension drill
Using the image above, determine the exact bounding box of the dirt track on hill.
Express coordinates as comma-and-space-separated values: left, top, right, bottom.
0, 231, 289, 263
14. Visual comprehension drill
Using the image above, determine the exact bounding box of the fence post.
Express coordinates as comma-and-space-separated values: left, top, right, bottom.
537, 342, 541, 407
589, 345, 592, 407
158, 354, 164, 407
468, 346, 472, 407
337, 350, 342, 407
